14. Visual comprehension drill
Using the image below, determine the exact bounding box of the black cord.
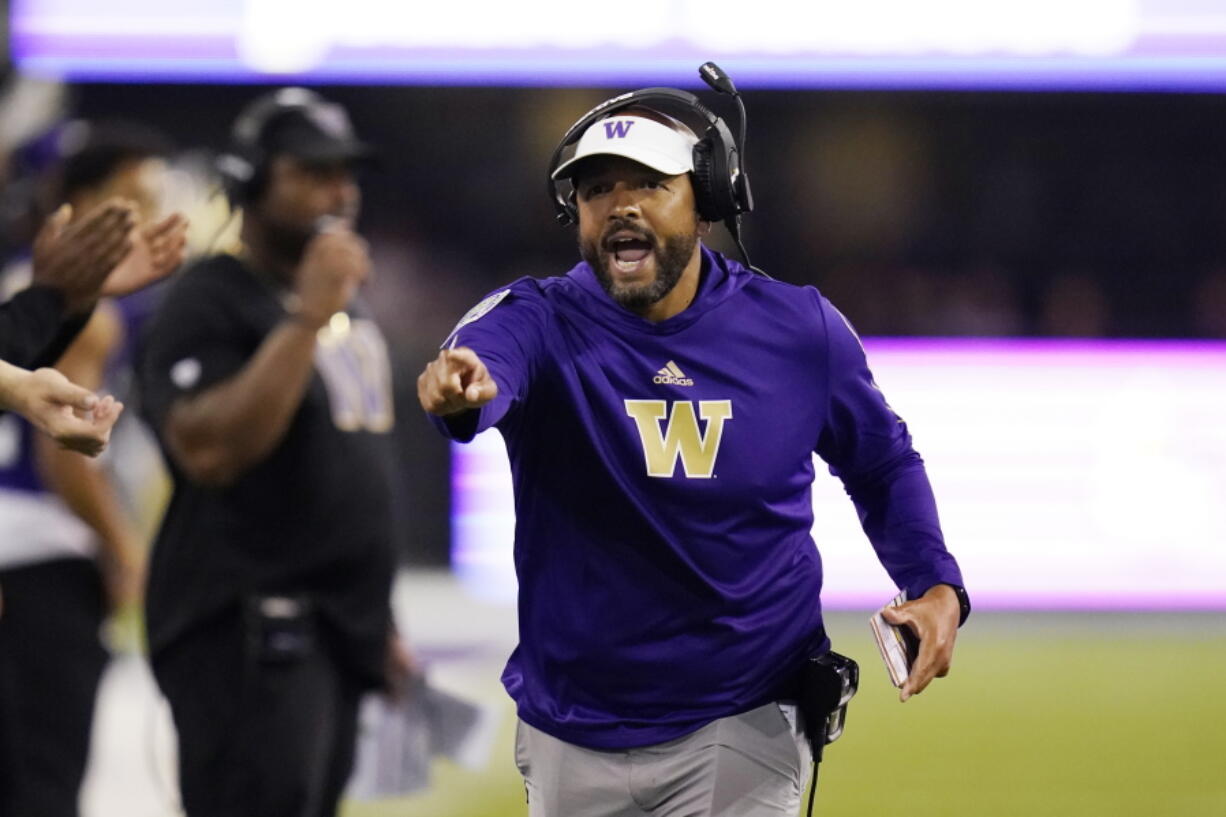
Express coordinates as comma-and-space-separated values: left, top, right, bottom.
806, 760, 821, 817
725, 215, 772, 278
727, 216, 752, 269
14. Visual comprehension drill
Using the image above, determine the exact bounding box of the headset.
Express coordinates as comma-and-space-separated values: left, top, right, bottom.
214, 87, 332, 207
547, 62, 758, 266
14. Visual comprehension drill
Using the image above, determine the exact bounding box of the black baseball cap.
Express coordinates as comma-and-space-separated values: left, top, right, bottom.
259, 98, 377, 167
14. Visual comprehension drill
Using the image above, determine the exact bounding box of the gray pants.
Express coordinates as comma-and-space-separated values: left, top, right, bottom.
514, 703, 813, 817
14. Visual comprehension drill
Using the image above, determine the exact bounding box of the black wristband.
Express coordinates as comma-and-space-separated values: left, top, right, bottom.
943, 583, 972, 627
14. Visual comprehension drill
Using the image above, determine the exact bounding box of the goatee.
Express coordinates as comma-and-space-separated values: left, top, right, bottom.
581, 227, 698, 314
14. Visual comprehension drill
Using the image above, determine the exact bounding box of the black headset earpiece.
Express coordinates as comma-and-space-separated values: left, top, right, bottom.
215, 87, 325, 207
547, 82, 750, 228
690, 135, 735, 224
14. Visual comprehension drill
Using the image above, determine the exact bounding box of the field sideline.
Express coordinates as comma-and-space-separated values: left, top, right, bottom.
81, 574, 1226, 816
342, 609, 1226, 817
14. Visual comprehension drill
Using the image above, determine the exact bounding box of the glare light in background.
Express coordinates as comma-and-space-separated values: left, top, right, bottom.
237, 0, 1137, 57
236, 0, 332, 75
11, 0, 1226, 89
690, 0, 1138, 55
452, 340, 1226, 609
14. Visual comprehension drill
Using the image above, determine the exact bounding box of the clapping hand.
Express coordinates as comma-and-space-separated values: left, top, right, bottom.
10, 366, 123, 457
32, 198, 190, 313
32, 200, 135, 313
101, 212, 189, 298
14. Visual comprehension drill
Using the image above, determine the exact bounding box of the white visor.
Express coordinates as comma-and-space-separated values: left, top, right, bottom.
551, 115, 698, 180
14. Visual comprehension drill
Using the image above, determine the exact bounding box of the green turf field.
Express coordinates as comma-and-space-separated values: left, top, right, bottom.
341, 612, 1226, 817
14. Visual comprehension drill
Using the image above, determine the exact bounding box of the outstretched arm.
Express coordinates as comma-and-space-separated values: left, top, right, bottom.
0, 201, 188, 373
419, 285, 548, 442
417, 347, 499, 417
0, 359, 122, 457
0, 287, 82, 372
0, 204, 125, 370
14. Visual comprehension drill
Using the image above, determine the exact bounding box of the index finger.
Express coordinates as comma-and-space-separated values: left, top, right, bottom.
441, 346, 485, 375
38, 375, 99, 412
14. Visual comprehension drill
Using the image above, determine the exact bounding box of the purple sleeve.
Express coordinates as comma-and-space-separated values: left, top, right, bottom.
428, 287, 545, 443
813, 295, 966, 603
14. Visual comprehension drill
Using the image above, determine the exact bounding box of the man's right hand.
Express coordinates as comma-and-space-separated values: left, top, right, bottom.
31, 199, 136, 314
417, 347, 498, 416
291, 226, 370, 328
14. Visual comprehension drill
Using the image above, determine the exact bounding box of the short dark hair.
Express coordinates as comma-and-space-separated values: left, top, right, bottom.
53, 119, 174, 203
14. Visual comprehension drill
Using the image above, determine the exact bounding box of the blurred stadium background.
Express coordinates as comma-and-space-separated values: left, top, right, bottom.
2, 0, 1224, 814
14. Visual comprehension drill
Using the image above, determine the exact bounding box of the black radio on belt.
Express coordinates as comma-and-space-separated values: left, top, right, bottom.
243, 595, 317, 664
797, 651, 859, 762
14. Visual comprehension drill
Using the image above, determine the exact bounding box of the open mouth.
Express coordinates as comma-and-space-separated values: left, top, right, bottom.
605, 234, 654, 275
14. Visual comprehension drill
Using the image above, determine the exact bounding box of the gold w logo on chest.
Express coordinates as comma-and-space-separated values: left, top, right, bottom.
624, 400, 733, 479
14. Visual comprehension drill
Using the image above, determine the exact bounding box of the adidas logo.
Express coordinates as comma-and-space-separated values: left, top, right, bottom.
652, 360, 694, 386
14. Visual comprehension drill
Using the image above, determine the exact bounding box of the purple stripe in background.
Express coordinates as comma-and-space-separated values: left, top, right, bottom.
14, 0, 1226, 90
452, 340, 1226, 609
18, 55, 1226, 90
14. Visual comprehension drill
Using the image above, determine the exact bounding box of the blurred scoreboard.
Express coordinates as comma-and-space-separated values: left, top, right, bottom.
13, 0, 1226, 89
452, 340, 1226, 609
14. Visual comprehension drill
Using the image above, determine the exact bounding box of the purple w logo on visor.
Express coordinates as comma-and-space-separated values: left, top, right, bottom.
603, 120, 635, 139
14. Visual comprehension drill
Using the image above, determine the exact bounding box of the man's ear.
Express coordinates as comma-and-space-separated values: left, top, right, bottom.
698, 220, 713, 238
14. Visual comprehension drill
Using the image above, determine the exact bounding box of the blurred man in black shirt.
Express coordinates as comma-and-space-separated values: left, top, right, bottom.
137, 88, 405, 817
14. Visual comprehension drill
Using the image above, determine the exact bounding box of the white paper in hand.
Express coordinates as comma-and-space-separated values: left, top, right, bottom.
869, 590, 919, 688
346, 676, 502, 800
